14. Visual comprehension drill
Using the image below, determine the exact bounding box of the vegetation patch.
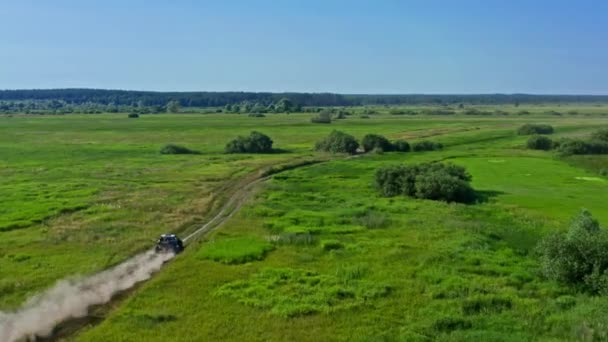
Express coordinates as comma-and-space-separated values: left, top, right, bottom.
310, 111, 332, 123
412, 140, 443, 151
197, 236, 274, 264
375, 162, 476, 203
315, 130, 359, 154
527, 135, 553, 150
159, 144, 199, 155
321, 239, 345, 251
537, 210, 608, 294
361, 134, 393, 152
432, 317, 473, 332
215, 268, 391, 317
352, 209, 391, 229
225, 131, 274, 153
517, 124, 554, 135
462, 296, 513, 315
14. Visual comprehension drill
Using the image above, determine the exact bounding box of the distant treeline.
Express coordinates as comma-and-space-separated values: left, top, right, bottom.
1, 89, 607, 107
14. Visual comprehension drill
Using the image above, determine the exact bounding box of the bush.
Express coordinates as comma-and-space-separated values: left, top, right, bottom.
321, 239, 344, 251
315, 130, 359, 154
527, 135, 553, 150
225, 131, 274, 153
361, 134, 393, 152
160, 144, 199, 155
248, 113, 265, 118
393, 140, 410, 152
412, 140, 443, 152
591, 129, 608, 142
375, 162, 475, 203
128, 113, 139, 118
310, 111, 332, 124
537, 210, 608, 294
556, 139, 608, 155
517, 124, 554, 135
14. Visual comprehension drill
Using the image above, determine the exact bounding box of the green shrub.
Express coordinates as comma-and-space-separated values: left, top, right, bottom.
225, 131, 274, 153
555, 139, 608, 155
315, 130, 359, 154
591, 128, 608, 142
321, 239, 344, 251
537, 210, 608, 294
412, 140, 443, 152
128, 113, 139, 118
160, 144, 199, 155
248, 113, 265, 117
375, 162, 475, 203
527, 135, 553, 150
197, 236, 274, 264
517, 124, 554, 135
392, 140, 410, 152
361, 134, 393, 152
414, 172, 476, 203
310, 111, 332, 124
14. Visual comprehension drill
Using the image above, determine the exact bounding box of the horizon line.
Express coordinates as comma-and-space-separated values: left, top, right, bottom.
1, 88, 608, 97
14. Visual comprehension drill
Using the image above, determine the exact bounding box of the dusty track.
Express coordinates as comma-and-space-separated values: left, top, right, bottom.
40, 158, 325, 341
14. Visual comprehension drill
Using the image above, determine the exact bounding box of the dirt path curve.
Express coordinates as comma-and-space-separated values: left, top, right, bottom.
38, 158, 326, 341
182, 175, 269, 244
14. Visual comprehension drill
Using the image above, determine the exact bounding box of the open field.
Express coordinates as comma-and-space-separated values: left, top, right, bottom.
1, 110, 608, 341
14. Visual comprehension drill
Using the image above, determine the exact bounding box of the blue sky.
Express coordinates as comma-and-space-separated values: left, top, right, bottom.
1, 0, 607, 93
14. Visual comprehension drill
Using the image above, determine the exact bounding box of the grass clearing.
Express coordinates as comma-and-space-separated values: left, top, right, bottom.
197, 236, 274, 264
3, 110, 608, 341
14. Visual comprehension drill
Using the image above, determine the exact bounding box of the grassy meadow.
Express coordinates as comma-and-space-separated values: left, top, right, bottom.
1, 108, 608, 341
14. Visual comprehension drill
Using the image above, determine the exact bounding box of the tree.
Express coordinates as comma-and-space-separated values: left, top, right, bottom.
315, 130, 359, 154
275, 98, 294, 113
361, 134, 393, 152
527, 135, 553, 150
167, 100, 180, 113
537, 210, 608, 294
393, 140, 410, 152
225, 131, 274, 153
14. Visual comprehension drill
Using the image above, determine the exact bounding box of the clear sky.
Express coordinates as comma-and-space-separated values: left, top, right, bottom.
1, 0, 607, 94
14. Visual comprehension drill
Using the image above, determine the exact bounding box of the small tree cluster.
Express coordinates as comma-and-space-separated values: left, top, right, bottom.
374, 163, 476, 203
412, 140, 443, 152
555, 139, 608, 155
315, 130, 359, 154
517, 124, 554, 135
530, 129, 608, 155
361, 134, 393, 152
526, 135, 553, 150
591, 128, 608, 142
361, 134, 411, 153
537, 210, 608, 294
225, 131, 274, 153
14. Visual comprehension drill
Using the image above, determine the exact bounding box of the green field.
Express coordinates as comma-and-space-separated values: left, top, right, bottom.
2, 110, 608, 341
